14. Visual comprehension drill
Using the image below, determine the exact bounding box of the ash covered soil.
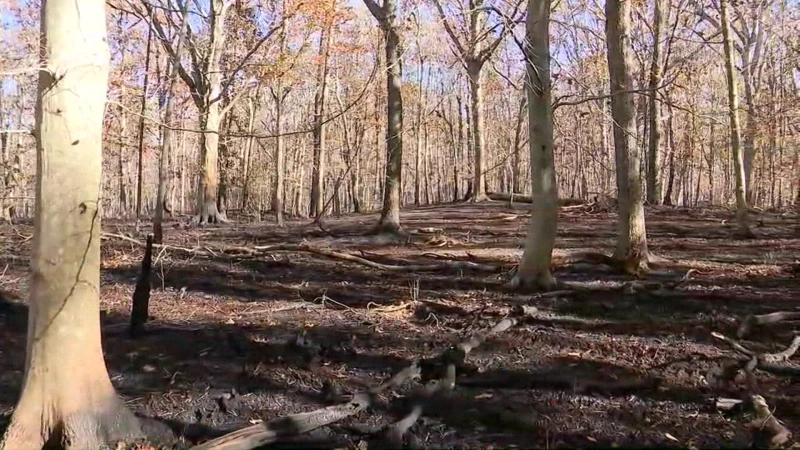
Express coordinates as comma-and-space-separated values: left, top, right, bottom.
1, 202, 798, 448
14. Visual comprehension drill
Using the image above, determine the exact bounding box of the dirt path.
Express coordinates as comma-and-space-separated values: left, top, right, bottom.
1, 202, 798, 448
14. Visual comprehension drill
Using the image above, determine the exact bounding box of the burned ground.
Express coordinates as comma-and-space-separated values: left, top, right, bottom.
1, 202, 798, 448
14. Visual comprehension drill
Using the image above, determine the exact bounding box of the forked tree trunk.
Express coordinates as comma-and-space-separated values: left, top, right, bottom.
0, 1, 145, 448
512, 0, 558, 290
645, 0, 664, 204
720, 0, 753, 236
606, 0, 650, 270
194, 0, 231, 225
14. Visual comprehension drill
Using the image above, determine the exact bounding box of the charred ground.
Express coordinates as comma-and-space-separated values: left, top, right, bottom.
1, 202, 798, 448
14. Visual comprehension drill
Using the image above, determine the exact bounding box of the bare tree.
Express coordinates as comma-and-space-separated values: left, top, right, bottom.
646, 0, 665, 204
364, 0, 404, 233
153, 0, 190, 243
136, 0, 284, 224
310, 2, 335, 219
512, 0, 558, 289
0, 0, 146, 446
720, 0, 754, 237
606, 0, 650, 271
430, 0, 523, 202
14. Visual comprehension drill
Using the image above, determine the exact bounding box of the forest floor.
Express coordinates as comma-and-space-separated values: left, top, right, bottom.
1, 202, 799, 449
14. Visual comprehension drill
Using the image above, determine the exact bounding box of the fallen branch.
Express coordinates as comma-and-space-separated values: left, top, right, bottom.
377, 306, 537, 445
191, 393, 371, 450
737, 311, 800, 338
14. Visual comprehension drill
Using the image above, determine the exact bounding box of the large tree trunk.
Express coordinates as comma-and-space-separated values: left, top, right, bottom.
364, 0, 403, 233
0, 1, 145, 447
720, 0, 753, 236
513, 0, 558, 290
645, 0, 664, 204
606, 0, 649, 270
467, 60, 489, 202
194, 0, 230, 225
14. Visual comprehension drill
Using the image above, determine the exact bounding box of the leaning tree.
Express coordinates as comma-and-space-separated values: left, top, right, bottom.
0, 0, 150, 448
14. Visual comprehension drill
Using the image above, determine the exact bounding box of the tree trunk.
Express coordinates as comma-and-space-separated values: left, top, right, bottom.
364, 0, 403, 233
467, 60, 489, 201
720, 0, 753, 236
511, 96, 526, 194
154, 0, 189, 243
0, 1, 145, 447
513, 0, 558, 290
310, 16, 333, 219
606, 0, 649, 270
193, 0, 230, 225
117, 36, 128, 217
414, 52, 424, 205
645, 0, 664, 204
241, 97, 256, 213
135, 21, 152, 219
274, 87, 286, 226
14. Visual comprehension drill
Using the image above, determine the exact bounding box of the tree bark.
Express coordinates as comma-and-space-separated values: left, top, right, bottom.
154, 0, 189, 243
135, 20, 152, 219
310, 12, 333, 219
467, 60, 489, 201
511, 96, 526, 194
645, 0, 664, 204
512, 0, 558, 290
273, 85, 287, 226
0, 1, 145, 447
720, 0, 753, 236
364, 0, 403, 233
606, 0, 650, 270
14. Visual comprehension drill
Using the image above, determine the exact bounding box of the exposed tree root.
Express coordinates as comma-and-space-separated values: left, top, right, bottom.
737, 311, 800, 339
750, 395, 792, 447
103, 233, 500, 273
711, 331, 800, 377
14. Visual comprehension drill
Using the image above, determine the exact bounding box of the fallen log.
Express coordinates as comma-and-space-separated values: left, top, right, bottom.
103, 233, 499, 274
737, 311, 800, 338
486, 191, 585, 206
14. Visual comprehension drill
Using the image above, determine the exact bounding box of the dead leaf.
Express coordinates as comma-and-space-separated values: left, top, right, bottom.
665, 433, 679, 442
474, 392, 494, 399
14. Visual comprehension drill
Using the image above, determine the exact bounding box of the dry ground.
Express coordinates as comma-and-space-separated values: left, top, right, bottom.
1, 202, 798, 448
